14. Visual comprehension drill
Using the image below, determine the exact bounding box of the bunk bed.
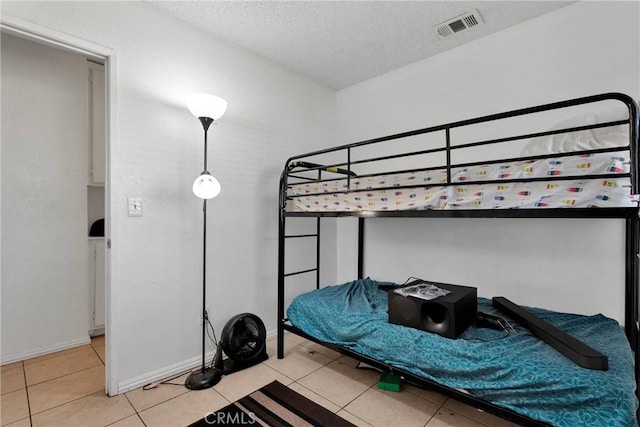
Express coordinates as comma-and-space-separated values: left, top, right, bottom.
277, 93, 640, 427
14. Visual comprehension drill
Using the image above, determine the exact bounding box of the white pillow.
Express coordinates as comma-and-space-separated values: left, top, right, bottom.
520, 106, 629, 156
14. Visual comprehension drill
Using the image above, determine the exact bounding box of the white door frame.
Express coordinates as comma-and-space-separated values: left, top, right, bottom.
1, 15, 119, 396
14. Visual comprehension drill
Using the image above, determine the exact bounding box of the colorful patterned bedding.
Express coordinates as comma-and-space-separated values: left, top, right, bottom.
289, 152, 635, 211
287, 278, 638, 427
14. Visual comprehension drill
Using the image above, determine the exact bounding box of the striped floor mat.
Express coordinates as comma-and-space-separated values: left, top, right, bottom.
188, 380, 355, 427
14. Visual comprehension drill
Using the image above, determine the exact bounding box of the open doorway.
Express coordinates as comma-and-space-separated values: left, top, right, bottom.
0, 22, 114, 395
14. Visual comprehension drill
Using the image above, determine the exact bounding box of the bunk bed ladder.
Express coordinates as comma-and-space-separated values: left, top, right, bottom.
277, 215, 321, 358
277, 166, 322, 359
281, 220, 321, 283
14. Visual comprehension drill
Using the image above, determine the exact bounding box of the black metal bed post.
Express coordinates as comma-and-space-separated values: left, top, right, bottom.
445, 127, 452, 184
629, 96, 639, 196
623, 97, 640, 405
277, 210, 285, 359
316, 169, 322, 289
316, 217, 321, 289
277, 164, 289, 360
628, 213, 640, 405
346, 145, 364, 281
357, 218, 365, 279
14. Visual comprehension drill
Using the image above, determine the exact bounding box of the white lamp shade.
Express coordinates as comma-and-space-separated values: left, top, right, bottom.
187, 93, 228, 120
192, 173, 221, 199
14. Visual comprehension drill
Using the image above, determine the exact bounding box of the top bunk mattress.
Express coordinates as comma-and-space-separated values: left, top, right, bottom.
286, 278, 638, 427
289, 152, 635, 212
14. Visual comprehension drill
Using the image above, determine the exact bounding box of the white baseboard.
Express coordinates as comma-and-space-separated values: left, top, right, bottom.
89, 327, 105, 337
1, 336, 92, 365
266, 329, 277, 340
117, 350, 218, 394
118, 332, 279, 394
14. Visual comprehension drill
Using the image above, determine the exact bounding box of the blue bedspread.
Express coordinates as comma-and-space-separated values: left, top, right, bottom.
287, 278, 638, 427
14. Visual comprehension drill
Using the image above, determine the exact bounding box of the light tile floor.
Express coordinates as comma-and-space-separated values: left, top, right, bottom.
1, 334, 522, 427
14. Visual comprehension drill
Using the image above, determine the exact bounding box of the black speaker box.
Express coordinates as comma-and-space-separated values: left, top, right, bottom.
388, 281, 477, 339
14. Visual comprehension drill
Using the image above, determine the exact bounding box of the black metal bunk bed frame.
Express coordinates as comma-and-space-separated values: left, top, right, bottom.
277, 92, 640, 427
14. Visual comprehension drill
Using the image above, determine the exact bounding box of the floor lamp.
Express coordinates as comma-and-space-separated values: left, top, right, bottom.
185, 93, 227, 390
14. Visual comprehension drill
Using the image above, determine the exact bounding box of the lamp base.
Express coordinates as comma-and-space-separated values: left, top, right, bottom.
185, 367, 222, 390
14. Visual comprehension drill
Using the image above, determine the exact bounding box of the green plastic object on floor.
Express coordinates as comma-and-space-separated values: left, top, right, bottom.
378, 371, 402, 392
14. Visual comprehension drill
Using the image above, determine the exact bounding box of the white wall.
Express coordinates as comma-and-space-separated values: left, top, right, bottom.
1, 1, 335, 392
336, 1, 639, 322
1, 34, 91, 359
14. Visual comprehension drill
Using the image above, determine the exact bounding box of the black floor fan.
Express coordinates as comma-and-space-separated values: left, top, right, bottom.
211, 313, 268, 381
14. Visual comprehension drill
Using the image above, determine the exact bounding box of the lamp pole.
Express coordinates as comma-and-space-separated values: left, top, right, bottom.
185, 94, 226, 390
199, 117, 212, 377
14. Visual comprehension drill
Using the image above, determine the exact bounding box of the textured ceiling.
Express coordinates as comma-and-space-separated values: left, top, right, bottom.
148, 1, 575, 90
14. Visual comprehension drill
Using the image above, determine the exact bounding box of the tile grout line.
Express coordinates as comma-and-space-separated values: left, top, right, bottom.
122, 392, 148, 427
25, 353, 104, 388
20, 361, 34, 427
26, 362, 104, 390
422, 398, 444, 427
89, 339, 105, 365
333, 380, 375, 427
266, 346, 335, 382
278, 341, 487, 426
287, 378, 373, 426
129, 386, 193, 415
339, 382, 376, 411
20, 334, 500, 427
126, 381, 233, 418
427, 401, 498, 427
28, 390, 105, 419
22, 344, 94, 369
23, 339, 105, 424
26, 365, 106, 419
328, 366, 453, 427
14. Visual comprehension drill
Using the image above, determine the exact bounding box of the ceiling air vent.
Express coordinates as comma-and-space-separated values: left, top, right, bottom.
434, 10, 484, 39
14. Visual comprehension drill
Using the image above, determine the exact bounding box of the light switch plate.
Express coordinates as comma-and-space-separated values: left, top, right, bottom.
128, 197, 142, 217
